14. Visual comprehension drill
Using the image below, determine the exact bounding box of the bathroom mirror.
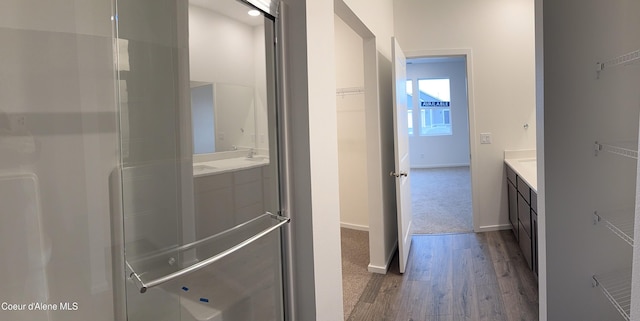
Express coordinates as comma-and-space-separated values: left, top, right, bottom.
191, 82, 257, 154
188, 0, 269, 156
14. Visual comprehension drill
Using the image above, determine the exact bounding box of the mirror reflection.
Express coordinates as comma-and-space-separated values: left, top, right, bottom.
189, 0, 269, 160
191, 82, 258, 154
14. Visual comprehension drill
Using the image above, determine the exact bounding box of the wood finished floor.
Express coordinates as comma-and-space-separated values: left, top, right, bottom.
347, 231, 539, 321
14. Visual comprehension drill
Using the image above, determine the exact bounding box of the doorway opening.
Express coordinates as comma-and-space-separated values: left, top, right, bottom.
334, 12, 371, 319
406, 56, 475, 234
333, 1, 400, 318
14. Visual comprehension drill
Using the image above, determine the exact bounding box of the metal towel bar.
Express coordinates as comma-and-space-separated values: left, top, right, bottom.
126, 212, 289, 293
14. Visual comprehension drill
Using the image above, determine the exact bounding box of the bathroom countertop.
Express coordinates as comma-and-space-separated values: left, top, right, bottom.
193, 156, 269, 177
504, 150, 537, 192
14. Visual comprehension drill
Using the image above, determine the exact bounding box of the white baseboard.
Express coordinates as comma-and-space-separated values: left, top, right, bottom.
340, 222, 369, 231
477, 224, 512, 232
410, 163, 470, 169
367, 240, 398, 274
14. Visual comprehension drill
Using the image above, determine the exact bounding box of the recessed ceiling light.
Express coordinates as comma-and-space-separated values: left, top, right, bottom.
248, 10, 260, 17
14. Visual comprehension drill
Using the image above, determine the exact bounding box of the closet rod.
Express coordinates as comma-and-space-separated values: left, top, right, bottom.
336, 87, 365, 96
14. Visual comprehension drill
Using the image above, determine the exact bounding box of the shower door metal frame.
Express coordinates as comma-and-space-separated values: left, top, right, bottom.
110, 0, 296, 319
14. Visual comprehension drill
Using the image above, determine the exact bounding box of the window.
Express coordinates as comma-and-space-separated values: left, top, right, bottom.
406, 80, 413, 135
418, 78, 452, 136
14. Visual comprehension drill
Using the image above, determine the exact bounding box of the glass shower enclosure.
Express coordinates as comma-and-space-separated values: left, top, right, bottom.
0, 0, 288, 321
115, 0, 288, 320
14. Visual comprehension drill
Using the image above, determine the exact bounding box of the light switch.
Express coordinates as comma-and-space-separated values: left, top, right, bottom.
480, 133, 492, 144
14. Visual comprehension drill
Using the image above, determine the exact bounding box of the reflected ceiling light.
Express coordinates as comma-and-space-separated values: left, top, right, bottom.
248, 9, 260, 17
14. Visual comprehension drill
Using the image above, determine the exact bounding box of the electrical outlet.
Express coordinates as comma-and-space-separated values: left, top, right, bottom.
480, 133, 492, 144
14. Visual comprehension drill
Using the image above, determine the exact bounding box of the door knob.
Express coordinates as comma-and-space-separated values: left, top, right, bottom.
390, 171, 408, 178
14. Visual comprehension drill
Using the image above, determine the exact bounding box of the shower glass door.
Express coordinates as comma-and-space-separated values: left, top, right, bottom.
115, 0, 286, 320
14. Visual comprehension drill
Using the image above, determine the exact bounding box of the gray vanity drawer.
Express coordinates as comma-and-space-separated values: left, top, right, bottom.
531, 190, 538, 213
519, 222, 533, 269
517, 177, 531, 205
506, 165, 517, 185
518, 192, 531, 237
508, 180, 518, 239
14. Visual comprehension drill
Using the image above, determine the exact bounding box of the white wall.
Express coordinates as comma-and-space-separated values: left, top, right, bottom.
189, 5, 254, 87
394, 0, 536, 231
335, 15, 369, 230
279, 0, 345, 319
253, 25, 269, 152
306, 1, 344, 319
214, 83, 256, 152
407, 60, 470, 168
542, 0, 640, 320
342, 0, 394, 59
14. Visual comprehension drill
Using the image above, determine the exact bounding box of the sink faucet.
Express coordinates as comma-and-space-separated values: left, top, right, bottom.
247, 148, 255, 158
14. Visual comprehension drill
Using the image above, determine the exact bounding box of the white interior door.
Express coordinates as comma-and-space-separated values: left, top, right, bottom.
391, 37, 413, 273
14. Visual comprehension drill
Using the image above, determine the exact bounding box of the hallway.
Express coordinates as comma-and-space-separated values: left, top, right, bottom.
343, 231, 538, 321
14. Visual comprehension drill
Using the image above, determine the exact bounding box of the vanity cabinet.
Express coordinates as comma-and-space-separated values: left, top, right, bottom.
194, 167, 266, 239
506, 164, 538, 277
530, 188, 538, 276
506, 167, 518, 238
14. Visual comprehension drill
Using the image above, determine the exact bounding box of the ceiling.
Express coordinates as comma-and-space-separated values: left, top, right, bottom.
189, 0, 264, 26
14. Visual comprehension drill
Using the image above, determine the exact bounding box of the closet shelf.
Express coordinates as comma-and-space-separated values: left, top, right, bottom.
594, 141, 638, 159
594, 210, 635, 247
593, 269, 632, 321
596, 49, 640, 77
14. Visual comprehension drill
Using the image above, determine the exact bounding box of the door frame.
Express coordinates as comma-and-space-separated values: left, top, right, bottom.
335, 1, 399, 274
404, 49, 480, 232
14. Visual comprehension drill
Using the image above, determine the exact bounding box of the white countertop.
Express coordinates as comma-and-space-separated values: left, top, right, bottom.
193, 156, 269, 177
504, 150, 537, 192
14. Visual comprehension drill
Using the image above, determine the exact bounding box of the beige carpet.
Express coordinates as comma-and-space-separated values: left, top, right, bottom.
410, 166, 473, 234
340, 228, 371, 319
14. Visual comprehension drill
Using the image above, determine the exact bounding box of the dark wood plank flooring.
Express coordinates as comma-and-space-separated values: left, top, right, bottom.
347, 231, 539, 321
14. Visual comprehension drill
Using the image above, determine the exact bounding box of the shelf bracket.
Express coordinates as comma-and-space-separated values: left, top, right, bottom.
594, 141, 602, 156
593, 211, 601, 225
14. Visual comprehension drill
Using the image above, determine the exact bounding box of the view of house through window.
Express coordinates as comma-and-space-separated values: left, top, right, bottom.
418, 78, 452, 136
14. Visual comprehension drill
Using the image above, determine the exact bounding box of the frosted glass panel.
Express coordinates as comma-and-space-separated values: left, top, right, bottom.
0, 1, 119, 321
